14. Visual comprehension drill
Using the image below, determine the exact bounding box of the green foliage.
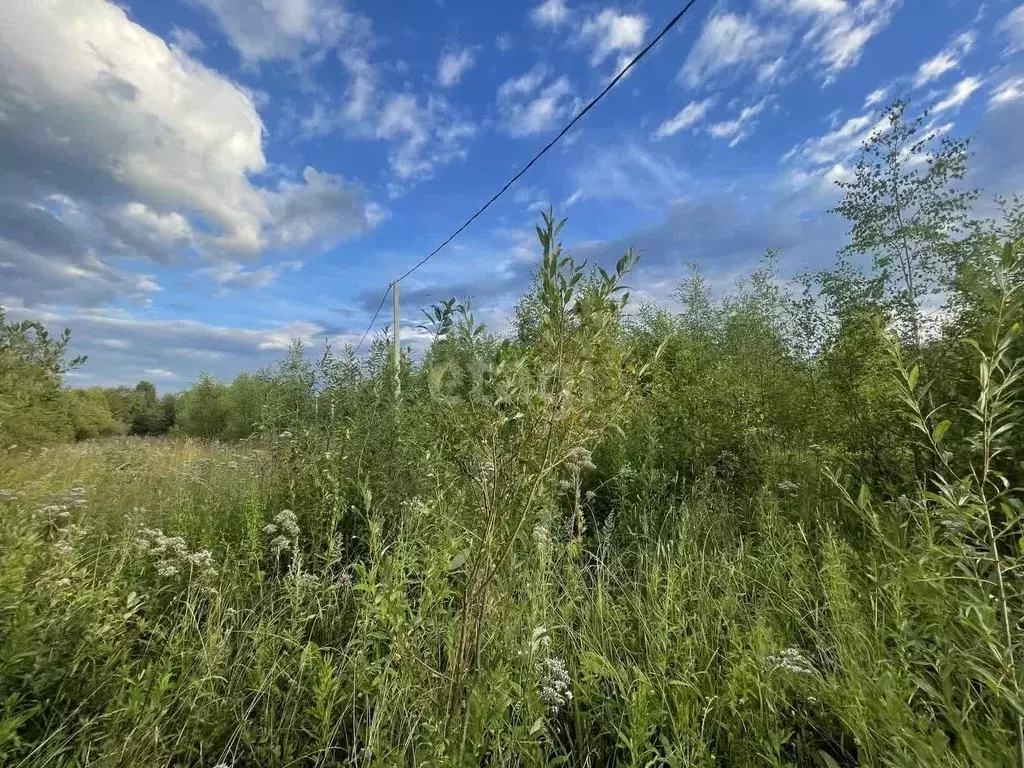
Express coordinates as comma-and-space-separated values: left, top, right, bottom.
1, 104, 1023, 766
0, 307, 85, 445
828, 99, 977, 345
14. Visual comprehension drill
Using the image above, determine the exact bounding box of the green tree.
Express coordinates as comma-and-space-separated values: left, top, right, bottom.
830, 99, 977, 345
66, 388, 123, 439
0, 307, 86, 445
175, 374, 229, 438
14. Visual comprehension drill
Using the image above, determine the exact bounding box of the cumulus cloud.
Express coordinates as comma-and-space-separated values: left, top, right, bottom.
497, 68, 578, 137
266, 167, 379, 248
576, 9, 648, 69
530, 0, 570, 28
438, 48, 476, 87
0, 0, 270, 254
188, 0, 366, 65
0, 197, 162, 308
0, 0, 382, 319
654, 98, 715, 138
376, 94, 476, 181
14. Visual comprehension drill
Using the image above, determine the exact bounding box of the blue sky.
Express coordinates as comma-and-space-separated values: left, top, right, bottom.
1, 0, 1022, 387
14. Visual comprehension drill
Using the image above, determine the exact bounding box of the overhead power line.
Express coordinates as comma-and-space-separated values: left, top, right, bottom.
354, 0, 700, 352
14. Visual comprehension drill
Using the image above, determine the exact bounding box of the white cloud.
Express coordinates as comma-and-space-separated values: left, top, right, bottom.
810, 0, 899, 83
0, 302, 343, 386
259, 321, 327, 350
265, 167, 377, 248
497, 68, 578, 137
144, 368, 179, 379
763, 0, 899, 85
576, 9, 648, 67
990, 77, 1024, 108
998, 5, 1024, 53
782, 113, 879, 166
933, 76, 983, 113
120, 203, 194, 244
864, 87, 888, 107
757, 57, 785, 84
195, 259, 303, 291
682, 12, 781, 87
914, 51, 959, 87
0, 0, 271, 254
0, 0, 382, 314
188, 0, 366, 65
531, 0, 570, 28
563, 189, 584, 207
654, 98, 715, 138
708, 98, 769, 147
495, 34, 514, 52
169, 27, 204, 54
438, 48, 476, 87
376, 94, 476, 180
913, 31, 974, 87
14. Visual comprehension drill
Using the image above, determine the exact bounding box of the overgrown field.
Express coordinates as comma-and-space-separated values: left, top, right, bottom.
1, 103, 1024, 766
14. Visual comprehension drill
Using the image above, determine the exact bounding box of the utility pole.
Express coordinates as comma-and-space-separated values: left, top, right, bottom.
392, 280, 401, 396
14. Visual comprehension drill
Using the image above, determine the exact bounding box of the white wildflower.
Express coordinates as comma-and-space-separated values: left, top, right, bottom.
274, 510, 300, 538
270, 536, 292, 555
289, 570, 320, 590
53, 540, 74, 557
538, 656, 573, 715
766, 647, 816, 676
566, 446, 596, 472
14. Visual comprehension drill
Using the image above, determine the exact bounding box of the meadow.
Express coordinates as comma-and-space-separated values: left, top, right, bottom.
1, 102, 1023, 766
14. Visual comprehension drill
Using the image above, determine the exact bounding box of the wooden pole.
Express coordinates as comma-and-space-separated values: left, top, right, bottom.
392, 280, 401, 396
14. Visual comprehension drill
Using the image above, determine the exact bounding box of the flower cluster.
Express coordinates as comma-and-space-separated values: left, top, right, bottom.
263, 509, 300, 555
538, 656, 573, 715
135, 527, 218, 583
766, 647, 816, 676
287, 569, 320, 590
35, 487, 86, 527
533, 522, 550, 552
566, 446, 597, 474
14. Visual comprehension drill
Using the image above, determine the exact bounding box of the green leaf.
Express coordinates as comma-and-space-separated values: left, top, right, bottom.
447, 552, 466, 571
931, 419, 951, 444
857, 483, 871, 509
908, 364, 919, 393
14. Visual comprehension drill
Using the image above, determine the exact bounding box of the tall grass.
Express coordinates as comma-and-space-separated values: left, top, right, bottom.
1, 222, 1022, 766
